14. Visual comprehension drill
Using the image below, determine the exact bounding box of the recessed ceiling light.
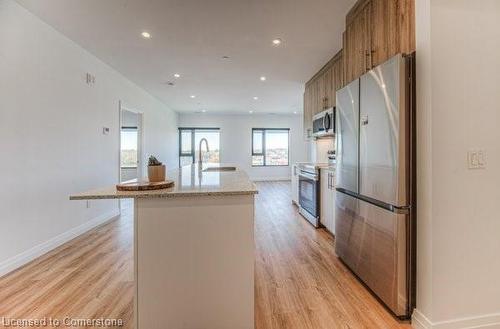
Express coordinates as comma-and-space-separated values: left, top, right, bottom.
260, 76, 266, 81
272, 38, 282, 46
293, 111, 297, 114
141, 31, 151, 39
190, 95, 196, 99
249, 110, 254, 114
173, 73, 180, 78
201, 109, 207, 113
253, 96, 258, 100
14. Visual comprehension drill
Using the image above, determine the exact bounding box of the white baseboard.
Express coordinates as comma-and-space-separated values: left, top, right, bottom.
413, 309, 434, 329
0, 209, 120, 278
251, 177, 291, 182
413, 309, 500, 329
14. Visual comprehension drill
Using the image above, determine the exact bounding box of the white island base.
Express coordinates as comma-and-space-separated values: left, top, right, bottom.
134, 195, 254, 329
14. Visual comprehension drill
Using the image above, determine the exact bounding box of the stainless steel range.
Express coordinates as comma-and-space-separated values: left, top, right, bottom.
297, 163, 327, 227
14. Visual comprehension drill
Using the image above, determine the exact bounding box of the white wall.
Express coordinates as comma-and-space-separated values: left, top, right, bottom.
178, 113, 308, 180
0, 0, 178, 276
413, 1, 500, 328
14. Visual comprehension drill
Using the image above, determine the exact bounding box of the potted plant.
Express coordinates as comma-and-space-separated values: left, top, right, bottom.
147, 156, 166, 182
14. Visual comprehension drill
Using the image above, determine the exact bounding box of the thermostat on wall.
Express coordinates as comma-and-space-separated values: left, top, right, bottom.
102, 127, 110, 135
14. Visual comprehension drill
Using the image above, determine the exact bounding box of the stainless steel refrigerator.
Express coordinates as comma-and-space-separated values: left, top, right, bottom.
335, 53, 416, 319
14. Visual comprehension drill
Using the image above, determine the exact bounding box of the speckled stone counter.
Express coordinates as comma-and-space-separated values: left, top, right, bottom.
69, 164, 258, 200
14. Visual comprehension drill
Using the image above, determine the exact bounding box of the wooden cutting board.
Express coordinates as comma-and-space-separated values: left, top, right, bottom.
116, 180, 174, 191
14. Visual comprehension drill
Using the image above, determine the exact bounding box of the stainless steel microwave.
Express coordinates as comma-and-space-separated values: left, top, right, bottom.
312, 108, 335, 138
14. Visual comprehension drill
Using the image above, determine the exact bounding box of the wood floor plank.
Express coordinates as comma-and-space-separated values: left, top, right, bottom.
0, 182, 411, 329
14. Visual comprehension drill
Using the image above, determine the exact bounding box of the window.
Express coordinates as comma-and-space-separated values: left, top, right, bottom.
179, 128, 220, 167
252, 128, 289, 166
121, 127, 138, 168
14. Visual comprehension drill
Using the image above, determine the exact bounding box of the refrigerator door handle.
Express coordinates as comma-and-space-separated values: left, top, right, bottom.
336, 188, 410, 215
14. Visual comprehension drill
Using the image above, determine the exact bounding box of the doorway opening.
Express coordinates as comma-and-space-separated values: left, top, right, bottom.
119, 102, 143, 183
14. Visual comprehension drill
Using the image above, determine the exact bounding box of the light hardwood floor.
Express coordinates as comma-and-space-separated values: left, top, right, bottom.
0, 182, 411, 329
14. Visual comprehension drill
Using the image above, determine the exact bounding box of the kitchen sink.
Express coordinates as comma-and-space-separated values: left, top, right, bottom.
203, 166, 237, 172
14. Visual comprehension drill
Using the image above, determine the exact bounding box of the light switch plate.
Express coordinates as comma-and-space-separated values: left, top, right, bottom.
86, 72, 96, 86
468, 150, 486, 169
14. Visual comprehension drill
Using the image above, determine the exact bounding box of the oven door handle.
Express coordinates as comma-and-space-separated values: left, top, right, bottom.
299, 171, 318, 181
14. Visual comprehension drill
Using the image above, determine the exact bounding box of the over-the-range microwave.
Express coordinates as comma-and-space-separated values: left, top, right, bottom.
312, 108, 335, 138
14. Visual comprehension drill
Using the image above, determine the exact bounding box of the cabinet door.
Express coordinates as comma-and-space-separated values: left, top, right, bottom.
313, 77, 322, 114
318, 73, 326, 112
331, 188, 336, 235
344, 3, 371, 84
370, 0, 398, 68
303, 87, 312, 139
398, 0, 415, 54
320, 170, 329, 229
370, 0, 415, 68
323, 67, 333, 109
320, 170, 335, 234
332, 52, 344, 95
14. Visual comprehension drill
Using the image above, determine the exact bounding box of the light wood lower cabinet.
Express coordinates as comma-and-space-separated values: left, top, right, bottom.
320, 168, 336, 235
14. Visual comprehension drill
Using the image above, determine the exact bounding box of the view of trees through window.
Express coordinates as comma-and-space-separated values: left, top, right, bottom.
120, 129, 138, 168
252, 128, 289, 166
179, 128, 220, 166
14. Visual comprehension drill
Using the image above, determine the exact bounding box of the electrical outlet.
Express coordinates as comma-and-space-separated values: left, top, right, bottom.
86, 200, 91, 209
468, 150, 486, 169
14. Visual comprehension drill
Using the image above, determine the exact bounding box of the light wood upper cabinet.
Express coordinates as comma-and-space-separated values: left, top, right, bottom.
398, 0, 416, 54
344, 0, 415, 83
332, 50, 344, 93
303, 50, 344, 138
370, 0, 398, 67
316, 73, 325, 114
370, 0, 416, 67
323, 67, 333, 110
303, 88, 313, 139
344, 2, 371, 84
302, 0, 414, 137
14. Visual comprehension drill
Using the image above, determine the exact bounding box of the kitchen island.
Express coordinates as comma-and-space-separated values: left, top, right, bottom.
70, 164, 258, 329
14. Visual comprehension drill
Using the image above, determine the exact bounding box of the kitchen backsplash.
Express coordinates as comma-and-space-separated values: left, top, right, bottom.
309, 137, 335, 163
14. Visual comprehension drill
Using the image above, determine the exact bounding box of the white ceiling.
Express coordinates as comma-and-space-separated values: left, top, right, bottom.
17, 0, 354, 114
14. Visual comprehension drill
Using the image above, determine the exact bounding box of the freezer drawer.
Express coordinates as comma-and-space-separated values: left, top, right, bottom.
335, 191, 409, 317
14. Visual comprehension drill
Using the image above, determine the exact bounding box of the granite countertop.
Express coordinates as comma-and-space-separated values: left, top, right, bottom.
295, 162, 335, 172
69, 164, 258, 200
